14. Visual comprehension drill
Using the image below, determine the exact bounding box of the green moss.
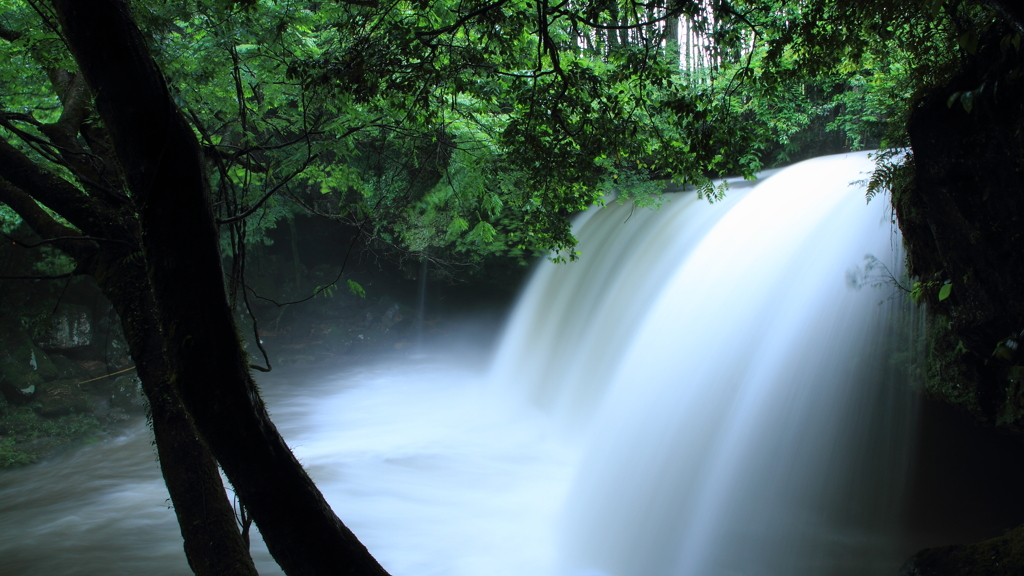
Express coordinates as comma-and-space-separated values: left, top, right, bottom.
924, 318, 986, 418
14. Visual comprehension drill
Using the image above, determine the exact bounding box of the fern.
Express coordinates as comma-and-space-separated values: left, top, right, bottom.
867, 150, 914, 204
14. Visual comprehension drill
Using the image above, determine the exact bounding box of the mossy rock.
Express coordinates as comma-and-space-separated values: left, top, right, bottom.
109, 375, 146, 413
900, 523, 1024, 576
48, 354, 83, 380
900, 29, 1024, 439
0, 325, 58, 394
34, 379, 92, 417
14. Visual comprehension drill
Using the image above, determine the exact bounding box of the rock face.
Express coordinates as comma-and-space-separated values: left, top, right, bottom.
32, 305, 92, 351
0, 325, 57, 404
899, 524, 1024, 576
899, 28, 1024, 434
35, 380, 92, 417
896, 25, 1024, 576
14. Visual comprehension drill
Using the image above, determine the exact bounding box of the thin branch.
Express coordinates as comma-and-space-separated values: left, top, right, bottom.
216, 153, 319, 225
415, 0, 514, 41
0, 231, 128, 248
0, 271, 75, 280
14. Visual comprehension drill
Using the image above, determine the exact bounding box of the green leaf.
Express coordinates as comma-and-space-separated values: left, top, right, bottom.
958, 31, 979, 55
960, 91, 974, 114
347, 279, 366, 298
938, 282, 952, 301
446, 217, 469, 239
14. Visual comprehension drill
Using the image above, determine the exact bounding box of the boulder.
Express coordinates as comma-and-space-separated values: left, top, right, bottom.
48, 354, 82, 380
34, 379, 91, 417
381, 303, 403, 329
0, 326, 57, 403
32, 304, 92, 350
109, 375, 146, 413
899, 523, 1024, 576
76, 360, 109, 380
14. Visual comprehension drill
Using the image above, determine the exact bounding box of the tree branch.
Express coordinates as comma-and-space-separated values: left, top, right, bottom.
0, 176, 99, 263
216, 153, 319, 225
0, 137, 115, 237
0, 272, 75, 280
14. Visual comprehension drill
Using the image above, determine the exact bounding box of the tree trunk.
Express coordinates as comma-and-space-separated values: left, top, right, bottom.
666, 15, 680, 72
50, 1, 390, 574
0, 171, 256, 576
97, 253, 260, 576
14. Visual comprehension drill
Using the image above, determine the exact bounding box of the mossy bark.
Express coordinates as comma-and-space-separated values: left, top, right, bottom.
896, 25, 1024, 576
898, 29, 1024, 434
96, 250, 259, 576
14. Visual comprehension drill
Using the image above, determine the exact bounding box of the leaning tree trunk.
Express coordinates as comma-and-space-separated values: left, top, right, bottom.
98, 251, 260, 576
50, 1, 391, 574
0, 164, 255, 575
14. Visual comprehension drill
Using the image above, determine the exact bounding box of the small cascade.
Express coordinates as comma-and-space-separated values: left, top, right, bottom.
415, 256, 429, 350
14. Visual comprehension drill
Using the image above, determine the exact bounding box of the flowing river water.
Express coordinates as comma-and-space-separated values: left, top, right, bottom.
2, 152, 1023, 575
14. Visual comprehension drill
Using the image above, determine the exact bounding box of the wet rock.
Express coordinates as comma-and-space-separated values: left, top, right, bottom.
0, 380, 35, 406
48, 354, 82, 380
35, 379, 91, 417
90, 396, 130, 425
899, 523, 1024, 576
109, 375, 146, 413
381, 304, 403, 329
0, 326, 57, 404
32, 305, 92, 350
76, 360, 109, 380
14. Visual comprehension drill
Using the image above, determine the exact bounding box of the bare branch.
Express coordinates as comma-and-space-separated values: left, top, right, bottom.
216, 153, 319, 225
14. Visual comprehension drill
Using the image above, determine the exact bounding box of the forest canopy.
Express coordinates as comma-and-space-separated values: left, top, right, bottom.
2, 0, 1001, 273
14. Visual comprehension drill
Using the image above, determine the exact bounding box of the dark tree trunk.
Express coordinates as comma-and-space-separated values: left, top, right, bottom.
0, 164, 255, 575
98, 253, 260, 576
50, 1, 390, 574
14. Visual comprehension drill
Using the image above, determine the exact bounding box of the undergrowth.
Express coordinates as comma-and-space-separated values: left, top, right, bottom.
0, 405, 100, 468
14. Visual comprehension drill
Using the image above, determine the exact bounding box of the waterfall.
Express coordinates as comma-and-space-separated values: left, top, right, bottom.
492, 150, 919, 576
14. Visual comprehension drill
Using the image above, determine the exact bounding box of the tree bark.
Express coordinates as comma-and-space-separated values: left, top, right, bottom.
98, 252, 261, 576
666, 15, 680, 72
0, 179, 257, 576
50, 1, 390, 574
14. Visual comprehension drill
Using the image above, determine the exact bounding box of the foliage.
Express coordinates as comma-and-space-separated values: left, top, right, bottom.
0, 0, 1013, 277
0, 405, 100, 468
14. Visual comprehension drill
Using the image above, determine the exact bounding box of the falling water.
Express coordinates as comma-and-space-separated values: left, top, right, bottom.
0, 152, 930, 576
415, 257, 429, 349
492, 151, 919, 576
